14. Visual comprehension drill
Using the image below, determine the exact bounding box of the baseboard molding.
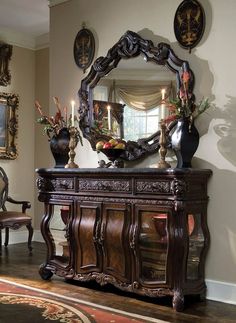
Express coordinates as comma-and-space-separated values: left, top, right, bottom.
206, 279, 236, 305
2, 230, 236, 305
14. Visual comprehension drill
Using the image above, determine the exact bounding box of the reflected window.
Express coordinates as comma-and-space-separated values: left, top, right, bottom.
123, 104, 163, 141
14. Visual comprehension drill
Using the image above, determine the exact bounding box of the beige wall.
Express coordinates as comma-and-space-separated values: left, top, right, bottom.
35, 47, 51, 229
49, 0, 236, 288
0, 46, 35, 223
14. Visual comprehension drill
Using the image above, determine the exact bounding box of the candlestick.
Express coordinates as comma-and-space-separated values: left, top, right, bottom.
161, 88, 166, 119
107, 105, 111, 131
71, 100, 75, 127
157, 119, 171, 169
65, 126, 79, 168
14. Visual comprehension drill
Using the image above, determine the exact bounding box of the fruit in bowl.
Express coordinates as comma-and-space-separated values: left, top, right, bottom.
103, 142, 113, 149
95, 141, 105, 150
108, 138, 119, 147
114, 142, 125, 149
96, 138, 126, 151
96, 138, 126, 161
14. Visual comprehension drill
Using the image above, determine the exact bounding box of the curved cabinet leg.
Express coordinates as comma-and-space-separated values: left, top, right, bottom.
4, 228, 9, 246
173, 290, 185, 312
26, 223, 34, 253
39, 263, 53, 280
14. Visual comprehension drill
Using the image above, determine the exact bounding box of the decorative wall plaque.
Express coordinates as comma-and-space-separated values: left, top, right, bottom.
174, 0, 205, 52
73, 26, 95, 73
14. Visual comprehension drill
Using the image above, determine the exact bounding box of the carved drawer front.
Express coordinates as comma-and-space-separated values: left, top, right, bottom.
51, 178, 74, 191
135, 179, 171, 195
77, 178, 131, 193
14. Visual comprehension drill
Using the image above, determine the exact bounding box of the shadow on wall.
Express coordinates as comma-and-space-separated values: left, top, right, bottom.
193, 158, 236, 278
212, 96, 236, 167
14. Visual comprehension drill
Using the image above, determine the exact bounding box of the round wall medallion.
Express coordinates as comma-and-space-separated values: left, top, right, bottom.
73, 28, 95, 72
174, 0, 205, 52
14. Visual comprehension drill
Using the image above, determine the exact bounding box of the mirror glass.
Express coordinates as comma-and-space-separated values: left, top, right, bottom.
93, 57, 177, 142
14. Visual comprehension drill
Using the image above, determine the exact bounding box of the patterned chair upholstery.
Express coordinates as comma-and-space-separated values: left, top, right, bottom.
0, 166, 33, 253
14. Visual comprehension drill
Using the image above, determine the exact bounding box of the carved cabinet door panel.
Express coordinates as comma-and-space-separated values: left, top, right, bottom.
73, 201, 103, 274
134, 204, 171, 288
101, 202, 132, 283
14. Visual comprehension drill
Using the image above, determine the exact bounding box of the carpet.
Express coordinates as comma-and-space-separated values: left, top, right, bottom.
0, 278, 168, 323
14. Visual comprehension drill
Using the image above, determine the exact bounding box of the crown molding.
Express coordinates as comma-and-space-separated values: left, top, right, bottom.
0, 28, 49, 50
48, 0, 70, 7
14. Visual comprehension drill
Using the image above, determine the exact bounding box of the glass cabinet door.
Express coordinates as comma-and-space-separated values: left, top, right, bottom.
138, 211, 168, 283
187, 213, 205, 280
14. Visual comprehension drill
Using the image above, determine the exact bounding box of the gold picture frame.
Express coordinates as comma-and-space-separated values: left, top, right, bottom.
0, 92, 19, 159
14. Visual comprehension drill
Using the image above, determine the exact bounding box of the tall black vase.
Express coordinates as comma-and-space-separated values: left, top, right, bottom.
171, 117, 199, 168
49, 128, 70, 168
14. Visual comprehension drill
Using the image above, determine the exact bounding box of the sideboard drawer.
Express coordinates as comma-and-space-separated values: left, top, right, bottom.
77, 178, 131, 194
134, 179, 172, 196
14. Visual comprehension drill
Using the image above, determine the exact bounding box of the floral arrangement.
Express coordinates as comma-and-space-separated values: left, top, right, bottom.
35, 97, 83, 145
164, 71, 211, 124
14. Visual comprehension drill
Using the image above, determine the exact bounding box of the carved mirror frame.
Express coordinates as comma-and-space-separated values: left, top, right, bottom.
78, 30, 195, 161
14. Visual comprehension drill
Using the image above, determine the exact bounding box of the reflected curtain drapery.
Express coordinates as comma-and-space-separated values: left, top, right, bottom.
112, 81, 174, 111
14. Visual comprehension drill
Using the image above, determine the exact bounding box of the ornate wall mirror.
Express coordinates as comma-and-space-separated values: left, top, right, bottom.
79, 30, 194, 161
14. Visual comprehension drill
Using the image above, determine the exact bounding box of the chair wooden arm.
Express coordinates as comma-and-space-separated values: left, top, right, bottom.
7, 196, 31, 213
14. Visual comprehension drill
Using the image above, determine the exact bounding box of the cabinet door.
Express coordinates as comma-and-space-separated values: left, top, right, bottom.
102, 203, 132, 283
134, 205, 170, 287
74, 201, 103, 273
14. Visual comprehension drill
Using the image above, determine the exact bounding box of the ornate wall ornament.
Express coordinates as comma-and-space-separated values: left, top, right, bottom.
0, 42, 12, 86
73, 26, 95, 73
174, 0, 205, 53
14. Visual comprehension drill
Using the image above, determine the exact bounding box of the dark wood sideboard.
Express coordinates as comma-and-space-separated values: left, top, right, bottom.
36, 168, 212, 311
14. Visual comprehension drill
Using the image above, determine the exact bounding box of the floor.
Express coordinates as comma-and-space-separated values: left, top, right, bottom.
0, 242, 236, 323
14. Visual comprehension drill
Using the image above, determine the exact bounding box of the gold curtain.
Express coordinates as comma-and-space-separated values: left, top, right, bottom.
113, 81, 175, 111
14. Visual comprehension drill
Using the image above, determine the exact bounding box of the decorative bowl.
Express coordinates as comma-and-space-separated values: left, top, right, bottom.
99, 148, 125, 161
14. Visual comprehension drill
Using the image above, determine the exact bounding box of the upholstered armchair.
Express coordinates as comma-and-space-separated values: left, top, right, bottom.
0, 167, 33, 253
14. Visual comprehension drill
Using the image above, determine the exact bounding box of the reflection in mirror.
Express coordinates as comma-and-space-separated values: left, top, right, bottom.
50, 205, 70, 258
93, 57, 176, 141
93, 100, 125, 138
79, 30, 195, 161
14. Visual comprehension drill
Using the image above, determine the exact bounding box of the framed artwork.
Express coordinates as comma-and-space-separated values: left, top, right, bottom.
174, 0, 205, 52
0, 43, 12, 86
0, 92, 19, 159
73, 28, 95, 73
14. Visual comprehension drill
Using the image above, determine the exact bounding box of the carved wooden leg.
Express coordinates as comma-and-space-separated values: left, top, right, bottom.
39, 263, 53, 280
4, 227, 9, 246
173, 290, 185, 312
26, 223, 34, 253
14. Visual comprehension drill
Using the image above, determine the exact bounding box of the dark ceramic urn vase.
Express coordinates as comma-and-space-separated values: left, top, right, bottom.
171, 117, 199, 168
49, 128, 70, 168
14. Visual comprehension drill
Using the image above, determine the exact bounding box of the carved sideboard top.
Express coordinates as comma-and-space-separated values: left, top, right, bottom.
36, 168, 212, 200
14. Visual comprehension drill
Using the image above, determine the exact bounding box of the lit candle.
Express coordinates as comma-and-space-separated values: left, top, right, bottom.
71, 100, 75, 127
161, 89, 166, 120
107, 105, 111, 131
161, 88, 166, 100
